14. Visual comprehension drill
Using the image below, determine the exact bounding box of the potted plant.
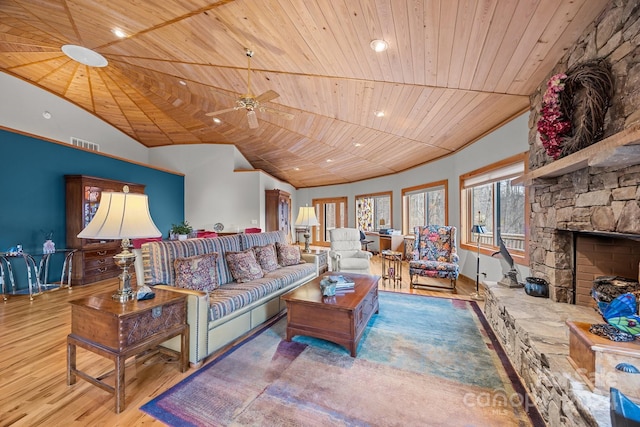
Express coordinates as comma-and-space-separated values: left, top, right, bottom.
171, 221, 193, 241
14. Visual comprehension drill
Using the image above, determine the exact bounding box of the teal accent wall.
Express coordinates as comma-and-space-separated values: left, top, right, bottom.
0, 129, 184, 288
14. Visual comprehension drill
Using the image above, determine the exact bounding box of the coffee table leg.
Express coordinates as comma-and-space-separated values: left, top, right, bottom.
115, 355, 126, 413
67, 340, 76, 385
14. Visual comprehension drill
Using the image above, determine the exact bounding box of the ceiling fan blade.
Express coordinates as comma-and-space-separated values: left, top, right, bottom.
205, 106, 239, 116
260, 107, 294, 120
247, 110, 259, 129
254, 90, 280, 103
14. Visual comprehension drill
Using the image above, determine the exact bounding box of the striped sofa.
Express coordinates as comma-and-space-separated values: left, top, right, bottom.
134, 231, 318, 367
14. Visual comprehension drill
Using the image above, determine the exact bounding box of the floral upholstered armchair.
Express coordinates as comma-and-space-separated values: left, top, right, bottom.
409, 225, 459, 290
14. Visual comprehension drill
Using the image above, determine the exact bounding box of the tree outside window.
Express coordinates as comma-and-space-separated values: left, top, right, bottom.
402, 180, 448, 235
461, 153, 527, 260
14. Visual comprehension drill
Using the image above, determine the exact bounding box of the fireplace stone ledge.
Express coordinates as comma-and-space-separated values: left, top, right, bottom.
483, 281, 611, 426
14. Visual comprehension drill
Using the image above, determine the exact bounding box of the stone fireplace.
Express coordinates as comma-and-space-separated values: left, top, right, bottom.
483, 4, 640, 425
526, 0, 640, 303
527, 144, 640, 303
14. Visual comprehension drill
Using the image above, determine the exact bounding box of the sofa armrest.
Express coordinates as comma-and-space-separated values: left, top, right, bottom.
154, 285, 210, 367
300, 253, 322, 277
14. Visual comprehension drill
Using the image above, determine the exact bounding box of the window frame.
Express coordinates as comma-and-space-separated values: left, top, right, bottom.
459, 152, 529, 265
355, 191, 392, 232
401, 180, 448, 235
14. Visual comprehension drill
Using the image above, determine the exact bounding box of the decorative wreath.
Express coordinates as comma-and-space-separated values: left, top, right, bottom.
537, 59, 614, 160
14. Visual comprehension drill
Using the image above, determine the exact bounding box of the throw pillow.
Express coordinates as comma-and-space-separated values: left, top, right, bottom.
253, 243, 279, 273
276, 242, 304, 267
173, 253, 219, 292
225, 249, 264, 283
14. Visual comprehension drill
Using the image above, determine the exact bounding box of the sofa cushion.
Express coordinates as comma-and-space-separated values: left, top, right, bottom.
239, 230, 287, 250
225, 249, 264, 283
264, 263, 316, 289
253, 243, 279, 272
276, 242, 303, 266
223, 277, 281, 301
142, 235, 242, 286
173, 253, 219, 292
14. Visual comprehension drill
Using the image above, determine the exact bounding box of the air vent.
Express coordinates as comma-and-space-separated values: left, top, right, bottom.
70, 137, 100, 152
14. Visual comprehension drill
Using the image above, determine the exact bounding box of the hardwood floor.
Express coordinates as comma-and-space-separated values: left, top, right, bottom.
0, 256, 479, 426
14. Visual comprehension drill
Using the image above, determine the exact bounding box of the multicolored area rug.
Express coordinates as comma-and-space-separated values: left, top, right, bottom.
141, 292, 544, 426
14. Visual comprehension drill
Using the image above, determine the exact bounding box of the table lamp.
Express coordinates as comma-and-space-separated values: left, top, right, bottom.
295, 205, 319, 253
470, 223, 488, 301
77, 186, 161, 302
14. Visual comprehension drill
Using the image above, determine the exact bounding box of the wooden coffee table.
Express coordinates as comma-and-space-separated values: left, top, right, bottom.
282, 272, 380, 357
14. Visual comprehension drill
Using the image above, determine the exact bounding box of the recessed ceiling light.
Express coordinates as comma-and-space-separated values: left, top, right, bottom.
112, 28, 126, 38
293, 167, 300, 171
326, 159, 333, 163
374, 110, 385, 118
42, 111, 51, 119
179, 80, 187, 86
61, 45, 108, 67
212, 117, 222, 124
370, 39, 388, 52
353, 142, 362, 147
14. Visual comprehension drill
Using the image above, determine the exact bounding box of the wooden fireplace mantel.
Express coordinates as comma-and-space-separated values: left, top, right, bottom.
516, 124, 640, 186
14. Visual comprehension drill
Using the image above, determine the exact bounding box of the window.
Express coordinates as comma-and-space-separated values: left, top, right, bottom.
460, 153, 527, 261
355, 192, 391, 231
402, 180, 448, 235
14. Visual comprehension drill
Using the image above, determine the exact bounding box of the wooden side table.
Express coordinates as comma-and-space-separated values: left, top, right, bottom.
381, 250, 403, 286
67, 288, 188, 413
301, 250, 328, 275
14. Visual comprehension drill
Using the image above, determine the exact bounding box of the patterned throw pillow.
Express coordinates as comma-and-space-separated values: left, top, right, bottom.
173, 253, 219, 292
253, 243, 279, 273
225, 249, 264, 283
276, 242, 304, 267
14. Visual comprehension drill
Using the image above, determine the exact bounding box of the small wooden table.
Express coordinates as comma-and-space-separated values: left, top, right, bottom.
282, 273, 380, 357
67, 288, 188, 413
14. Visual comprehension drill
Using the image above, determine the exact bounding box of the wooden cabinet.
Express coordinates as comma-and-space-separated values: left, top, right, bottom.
265, 189, 291, 235
65, 175, 145, 286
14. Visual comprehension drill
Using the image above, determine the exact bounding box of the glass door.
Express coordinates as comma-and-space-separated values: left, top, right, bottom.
312, 197, 348, 247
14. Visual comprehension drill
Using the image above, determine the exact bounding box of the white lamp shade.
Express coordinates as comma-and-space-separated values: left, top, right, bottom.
294, 206, 319, 227
77, 191, 161, 239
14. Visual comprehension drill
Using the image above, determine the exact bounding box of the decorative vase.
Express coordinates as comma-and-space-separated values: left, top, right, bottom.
43, 239, 55, 254
178, 234, 188, 241
524, 277, 549, 298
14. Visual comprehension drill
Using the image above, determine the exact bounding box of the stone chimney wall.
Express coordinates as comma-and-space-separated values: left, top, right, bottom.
527, 1, 640, 303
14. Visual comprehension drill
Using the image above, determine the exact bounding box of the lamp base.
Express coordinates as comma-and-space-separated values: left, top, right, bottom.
303, 231, 312, 253
470, 291, 485, 301
112, 287, 136, 303
112, 239, 136, 303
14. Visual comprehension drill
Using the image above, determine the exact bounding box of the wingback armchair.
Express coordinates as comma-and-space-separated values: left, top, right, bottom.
329, 228, 373, 274
409, 225, 459, 290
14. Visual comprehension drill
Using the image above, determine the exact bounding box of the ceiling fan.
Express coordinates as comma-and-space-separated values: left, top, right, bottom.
206, 49, 294, 129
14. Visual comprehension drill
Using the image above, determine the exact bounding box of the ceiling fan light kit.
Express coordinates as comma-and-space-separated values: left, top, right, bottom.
205, 49, 294, 128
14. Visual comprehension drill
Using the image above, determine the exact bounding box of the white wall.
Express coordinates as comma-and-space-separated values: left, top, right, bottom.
298, 114, 531, 283
0, 72, 149, 163
149, 144, 296, 233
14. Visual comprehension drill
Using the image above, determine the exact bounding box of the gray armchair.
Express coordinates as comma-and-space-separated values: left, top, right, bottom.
329, 228, 373, 274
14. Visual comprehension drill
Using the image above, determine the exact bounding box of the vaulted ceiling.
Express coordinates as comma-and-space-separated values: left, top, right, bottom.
0, 0, 609, 188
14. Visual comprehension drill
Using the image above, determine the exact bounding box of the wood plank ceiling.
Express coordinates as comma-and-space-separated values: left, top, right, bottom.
0, 0, 609, 188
